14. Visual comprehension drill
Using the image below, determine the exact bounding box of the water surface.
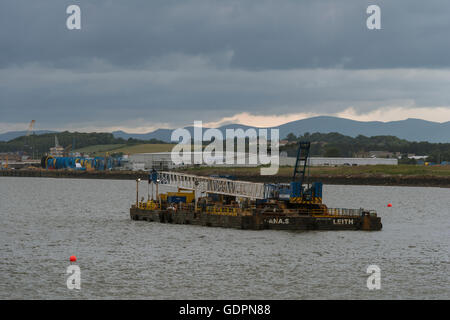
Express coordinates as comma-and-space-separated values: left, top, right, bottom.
0, 177, 448, 299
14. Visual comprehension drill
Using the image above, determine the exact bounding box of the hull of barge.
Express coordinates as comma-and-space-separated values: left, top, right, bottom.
130, 207, 382, 231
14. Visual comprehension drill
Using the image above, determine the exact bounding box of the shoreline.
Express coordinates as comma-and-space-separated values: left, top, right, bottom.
1, 169, 449, 188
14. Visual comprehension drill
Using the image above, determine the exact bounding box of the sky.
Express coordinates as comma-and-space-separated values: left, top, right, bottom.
1, 0, 450, 133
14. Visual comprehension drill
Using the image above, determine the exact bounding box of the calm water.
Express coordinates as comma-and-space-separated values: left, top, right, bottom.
0, 177, 448, 299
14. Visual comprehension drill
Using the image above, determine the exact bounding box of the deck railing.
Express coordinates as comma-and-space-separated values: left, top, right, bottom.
136, 201, 377, 218
326, 208, 364, 217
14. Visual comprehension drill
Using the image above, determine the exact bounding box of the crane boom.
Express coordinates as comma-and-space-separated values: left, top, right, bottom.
148, 141, 320, 203
292, 141, 310, 185
157, 171, 266, 199
26, 120, 35, 137
290, 141, 323, 204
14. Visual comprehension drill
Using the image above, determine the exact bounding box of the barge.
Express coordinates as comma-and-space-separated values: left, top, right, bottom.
130, 142, 382, 231
130, 202, 382, 231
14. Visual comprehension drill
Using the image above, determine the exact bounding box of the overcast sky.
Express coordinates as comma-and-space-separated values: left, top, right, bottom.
1, 0, 450, 133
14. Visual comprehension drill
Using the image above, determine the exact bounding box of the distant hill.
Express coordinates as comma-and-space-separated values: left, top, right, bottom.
112, 123, 257, 142
0, 131, 125, 155
0, 131, 168, 155
112, 129, 174, 142
2, 122, 449, 162
2, 116, 449, 144
113, 117, 450, 143
0, 130, 57, 141
276, 117, 450, 143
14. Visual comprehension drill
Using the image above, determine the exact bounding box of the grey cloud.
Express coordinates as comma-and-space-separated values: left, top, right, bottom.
1, 65, 450, 128
1, 0, 450, 130
1, 0, 450, 70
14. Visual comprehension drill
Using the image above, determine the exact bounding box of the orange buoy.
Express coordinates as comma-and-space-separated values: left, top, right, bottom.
70, 255, 77, 262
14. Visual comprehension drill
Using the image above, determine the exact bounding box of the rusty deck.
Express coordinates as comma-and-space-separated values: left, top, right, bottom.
130, 207, 382, 231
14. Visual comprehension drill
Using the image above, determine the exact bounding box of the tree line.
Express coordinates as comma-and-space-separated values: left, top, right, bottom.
0, 131, 167, 157
282, 132, 450, 163
2, 130, 449, 163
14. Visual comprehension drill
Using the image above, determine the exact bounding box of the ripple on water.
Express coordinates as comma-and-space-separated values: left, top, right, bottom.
0, 177, 449, 299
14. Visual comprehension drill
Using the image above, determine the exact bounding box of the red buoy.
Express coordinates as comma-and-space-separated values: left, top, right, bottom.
70, 255, 77, 262
387, 203, 392, 207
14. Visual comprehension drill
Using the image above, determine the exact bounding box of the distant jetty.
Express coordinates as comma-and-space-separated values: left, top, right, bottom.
1, 169, 449, 188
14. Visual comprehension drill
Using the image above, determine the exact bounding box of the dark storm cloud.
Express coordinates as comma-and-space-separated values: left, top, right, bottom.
2, 0, 450, 70
1, 0, 450, 130
2, 66, 449, 127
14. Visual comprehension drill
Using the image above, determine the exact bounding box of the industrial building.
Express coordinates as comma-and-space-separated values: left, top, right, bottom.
279, 156, 397, 166
48, 136, 65, 157
128, 152, 179, 170
127, 152, 398, 170
127, 152, 259, 170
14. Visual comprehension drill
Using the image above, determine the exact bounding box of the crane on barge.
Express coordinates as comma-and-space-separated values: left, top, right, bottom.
149, 141, 324, 207
288, 141, 325, 207
132, 140, 382, 231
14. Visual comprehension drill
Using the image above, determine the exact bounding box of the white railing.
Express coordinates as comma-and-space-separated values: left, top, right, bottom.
327, 208, 365, 217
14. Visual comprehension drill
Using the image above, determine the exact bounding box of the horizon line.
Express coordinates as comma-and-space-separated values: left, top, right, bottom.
1, 115, 449, 135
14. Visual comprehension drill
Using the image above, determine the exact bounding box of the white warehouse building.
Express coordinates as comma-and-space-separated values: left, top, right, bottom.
127, 152, 260, 170
279, 156, 398, 166
128, 152, 397, 170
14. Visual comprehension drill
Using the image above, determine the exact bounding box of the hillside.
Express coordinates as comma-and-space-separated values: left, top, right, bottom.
111, 116, 450, 143
74, 143, 176, 156
1, 127, 449, 163
0, 130, 57, 141
280, 132, 450, 162
0, 131, 167, 157
2, 116, 450, 143
277, 117, 450, 143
